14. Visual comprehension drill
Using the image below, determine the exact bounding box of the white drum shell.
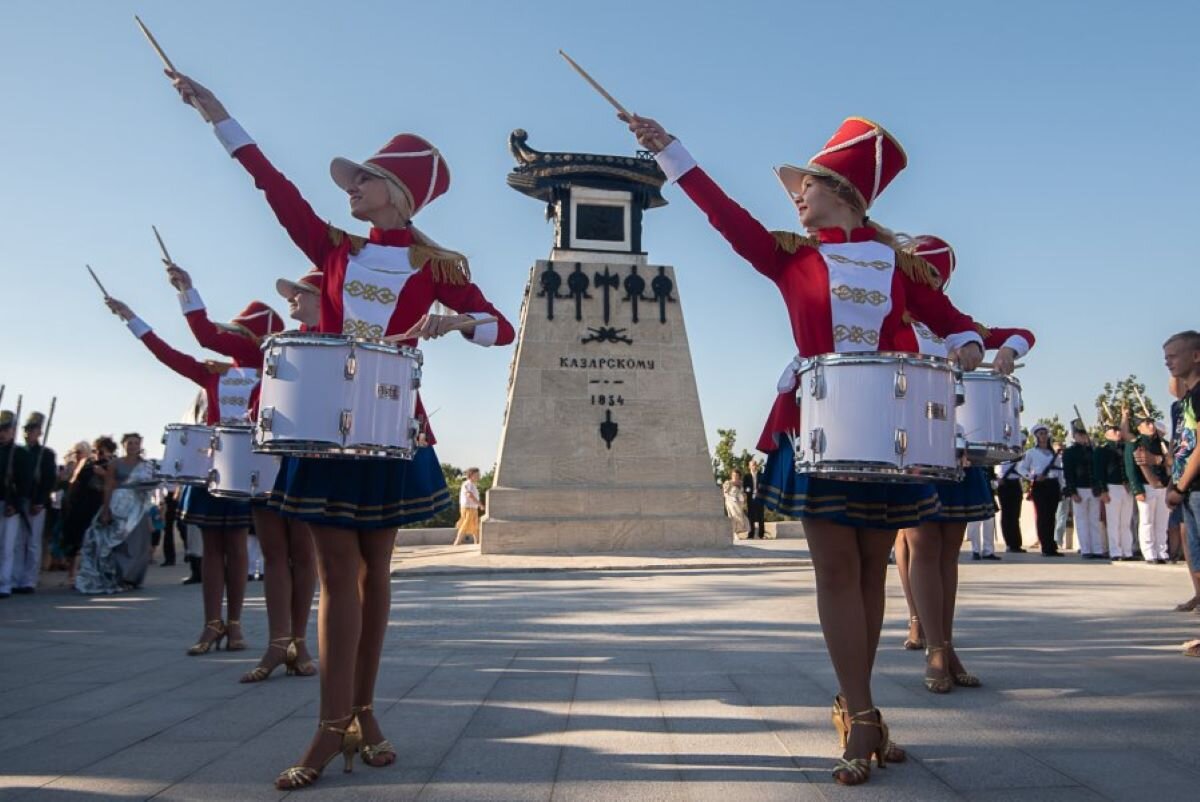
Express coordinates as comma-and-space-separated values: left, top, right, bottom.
157, 424, 214, 484
256, 334, 422, 459
208, 426, 281, 498
958, 371, 1024, 464
795, 353, 962, 482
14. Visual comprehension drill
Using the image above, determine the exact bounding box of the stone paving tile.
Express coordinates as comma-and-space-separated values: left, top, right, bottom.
418, 737, 561, 802
24, 740, 239, 801
916, 745, 1078, 792
1036, 748, 1200, 802
964, 789, 1109, 801
463, 675, 576, 739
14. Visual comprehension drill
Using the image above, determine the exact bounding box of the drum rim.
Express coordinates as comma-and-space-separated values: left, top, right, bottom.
798, 351, 957, 372
960, 370, 1022, 387
794, 459, 964, 483
253, 439, 417, 461
262, 332, 422, 362
164, 423, 215, 433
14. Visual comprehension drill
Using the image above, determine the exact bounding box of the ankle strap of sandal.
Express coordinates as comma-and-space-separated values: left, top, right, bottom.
268, 637, 292, 647
849, 708, 883, 727
203, 619, 225, 630
227, 619, 241, 626
319, 714, 357, 734
926, 645, 948, 656
351, 704, 374, 714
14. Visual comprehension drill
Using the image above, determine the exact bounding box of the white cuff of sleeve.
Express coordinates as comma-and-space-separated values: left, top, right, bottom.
1001, 334, 1030, 358
945, 330, 985, 353
655, 139, 698, 183
178, 288, 205, 315
127, 317, 152, 339
214, 118, 254, 156
463, 313, 498, 347
775, 355, 802, 393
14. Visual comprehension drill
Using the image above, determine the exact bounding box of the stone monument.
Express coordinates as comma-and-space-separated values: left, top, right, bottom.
482, 131, 730, 553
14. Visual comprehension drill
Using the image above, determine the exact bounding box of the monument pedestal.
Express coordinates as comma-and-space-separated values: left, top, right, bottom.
483, 134, 729, 554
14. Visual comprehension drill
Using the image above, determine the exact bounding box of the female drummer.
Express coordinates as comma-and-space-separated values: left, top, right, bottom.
890, 235, 1034, 694
625, 113, 986, 785
102, 296, 259, 656
165, 263, 319, 683
168, 73, 514, 790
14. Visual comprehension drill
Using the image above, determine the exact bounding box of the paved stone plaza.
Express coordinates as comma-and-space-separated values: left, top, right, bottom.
2, 540, 1199, 801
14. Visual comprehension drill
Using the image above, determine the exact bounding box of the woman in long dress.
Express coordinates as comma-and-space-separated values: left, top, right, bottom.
722, 468, 750, 537
75, 434, 156, 594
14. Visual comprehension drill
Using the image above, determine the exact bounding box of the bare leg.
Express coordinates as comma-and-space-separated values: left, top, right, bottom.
859, 528, 897, 672
223, 528, 249, 646
289, 524, 363, 771
353, 528, 398, 763
905, 521, 950, 687
894, 529, 923, 647
247, 509, 293, 676
806, 520, 888, 761
287, 520, 318, 666
199, 528, 227, 623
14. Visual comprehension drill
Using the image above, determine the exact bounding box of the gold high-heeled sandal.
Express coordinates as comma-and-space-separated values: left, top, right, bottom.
240, 637, 292, 683
225, 619, 247, 652
187, 620, 226, 656
287, 637, 317, 677
832, 694, 906, 763
274, 715, 362, 790
352, 704, 396, 767
833, 708, 888, 786
903, 616, 925, 650
946, 641, 982, 687
924, 645, 954, 693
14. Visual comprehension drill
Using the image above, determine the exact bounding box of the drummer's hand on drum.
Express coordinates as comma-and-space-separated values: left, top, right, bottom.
619, 113, 675, 153
105, 297, 135, 322
992, 346, 1017, 375
167, 71, 230, 123
165, 262, 192, 292
401, 313, 474, 341
953, 342, 984, 372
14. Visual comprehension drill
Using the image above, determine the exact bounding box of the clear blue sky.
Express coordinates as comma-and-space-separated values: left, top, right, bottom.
2, 0, 1196, 466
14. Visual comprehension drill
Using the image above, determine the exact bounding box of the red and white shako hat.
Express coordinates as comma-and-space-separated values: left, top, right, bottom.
776, 117, 908, 210
275, 269, 324, 300
909, 235, 957, 288
215, 301, 285, 341
330, 134, 451, 215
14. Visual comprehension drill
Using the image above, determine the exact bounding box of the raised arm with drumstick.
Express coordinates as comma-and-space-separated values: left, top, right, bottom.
158, 67, 514, 790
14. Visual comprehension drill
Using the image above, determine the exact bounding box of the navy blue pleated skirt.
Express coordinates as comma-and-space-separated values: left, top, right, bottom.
180, 485, 253, 529
760, 440, 941, 530
266, 448, 450, 529
931, 466, 996, 523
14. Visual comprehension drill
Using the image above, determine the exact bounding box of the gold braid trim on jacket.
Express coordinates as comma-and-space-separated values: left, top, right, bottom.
409, 245, 469, 285
894, 250, 943, 290
327, 224, 469, 285
770, 231, 820, 254
203, 360, 234, 375
327, 225, 368, 255
975, 322, 993, 340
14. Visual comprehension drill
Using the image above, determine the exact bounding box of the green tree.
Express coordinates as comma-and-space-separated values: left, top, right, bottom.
1093, 374, 1163, 440
712, 428, 752, 484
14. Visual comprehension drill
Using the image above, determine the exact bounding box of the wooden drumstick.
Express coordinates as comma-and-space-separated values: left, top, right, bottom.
85, 264, 110, 298
386, 316, 498, 343
1101, 399, 1114, 424
134, 15, 212, 122
152, 225, 174, 264
1133, 386, 1151, 419
558, 50, 631, 118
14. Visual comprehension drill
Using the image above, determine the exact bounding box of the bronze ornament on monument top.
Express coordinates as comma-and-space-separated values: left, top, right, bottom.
482, 131, 730, 554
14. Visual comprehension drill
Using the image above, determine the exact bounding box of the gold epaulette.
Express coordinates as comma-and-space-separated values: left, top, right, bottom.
894, 249, 943, 290
327, 224, 368, 255
203, 360, 234, 375
975, 322, 993, 340
411, 245, 469, 285
771, 230, 819, 254
901, 311, 915, 325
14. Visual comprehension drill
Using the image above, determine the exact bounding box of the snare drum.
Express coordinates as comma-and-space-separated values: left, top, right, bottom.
793, 352, 963, 482
958, 371, 1024, 464
256, 333, 423, 459
208, 426, 281, 498
156, 424, 214, 484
